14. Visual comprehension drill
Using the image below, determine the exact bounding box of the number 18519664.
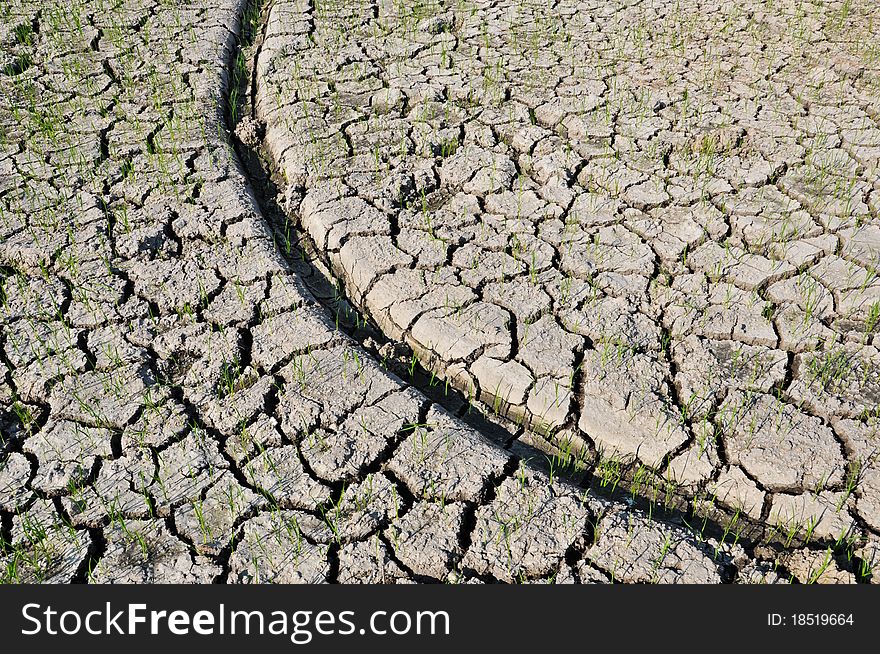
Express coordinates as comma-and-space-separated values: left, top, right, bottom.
768, 614, 854, 627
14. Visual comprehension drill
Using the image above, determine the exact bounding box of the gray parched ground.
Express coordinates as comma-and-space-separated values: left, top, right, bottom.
1, 0, 879, 584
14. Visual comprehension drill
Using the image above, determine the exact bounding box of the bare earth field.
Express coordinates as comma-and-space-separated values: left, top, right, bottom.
1, 0, 879, 584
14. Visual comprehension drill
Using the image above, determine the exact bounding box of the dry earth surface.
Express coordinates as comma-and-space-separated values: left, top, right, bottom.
0, 0, 878, 584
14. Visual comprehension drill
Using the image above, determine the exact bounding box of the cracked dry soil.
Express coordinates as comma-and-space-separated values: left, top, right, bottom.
1, 0, 879, 585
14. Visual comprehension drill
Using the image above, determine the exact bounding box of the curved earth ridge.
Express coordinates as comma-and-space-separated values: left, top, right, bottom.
0, 0, 872, 585
253, 0, 880, 549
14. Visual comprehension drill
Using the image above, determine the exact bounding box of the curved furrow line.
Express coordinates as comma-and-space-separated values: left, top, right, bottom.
245, 0, 880, 575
